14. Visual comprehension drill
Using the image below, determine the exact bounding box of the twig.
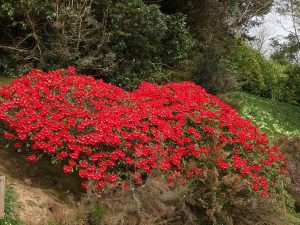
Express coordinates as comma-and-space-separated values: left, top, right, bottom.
0, 45, 28, 52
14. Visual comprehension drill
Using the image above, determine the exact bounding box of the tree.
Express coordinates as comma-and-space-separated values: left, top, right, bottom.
0, 0, 194, 90
272, 0, 300, 64
147, 0, 274, 44
250, 25, 273, 56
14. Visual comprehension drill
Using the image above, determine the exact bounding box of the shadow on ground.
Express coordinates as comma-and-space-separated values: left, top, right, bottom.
0, 138, 83, 201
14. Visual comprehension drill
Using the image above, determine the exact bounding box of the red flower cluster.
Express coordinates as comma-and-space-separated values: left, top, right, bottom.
0, 67, 286, 196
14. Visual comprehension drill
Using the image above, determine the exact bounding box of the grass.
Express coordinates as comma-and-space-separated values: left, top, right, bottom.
0, 78, 15, 88
0, 187, 23, 225
286, 207, 300, 225
220, 92, 300, 224
219, 92, 300, 137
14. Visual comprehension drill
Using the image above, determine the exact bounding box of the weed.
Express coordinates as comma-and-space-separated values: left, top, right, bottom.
0, 186, 23, 225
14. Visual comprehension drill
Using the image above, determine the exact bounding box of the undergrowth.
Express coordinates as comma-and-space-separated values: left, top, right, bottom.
0, 186, 23, 225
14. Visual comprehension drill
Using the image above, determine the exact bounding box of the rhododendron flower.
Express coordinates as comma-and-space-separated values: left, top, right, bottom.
26, 155, 37, 162
216, 157, 229, 170
261, 190, 267, 197
79, 161, 88, 168
13, 142, 21, 149
63, 165, 72, 174
4, 132, 14, 140
241, 166, 251, 175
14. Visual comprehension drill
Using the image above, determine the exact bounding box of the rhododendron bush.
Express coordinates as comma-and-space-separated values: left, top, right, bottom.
0, 67, 286, 196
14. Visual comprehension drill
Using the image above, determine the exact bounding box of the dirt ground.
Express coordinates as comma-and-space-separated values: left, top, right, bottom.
0, 141, 84, 225
0, 77, 86, 224
6, 179, 79, 225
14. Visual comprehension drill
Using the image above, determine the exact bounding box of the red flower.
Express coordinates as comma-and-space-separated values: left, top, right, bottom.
95, 182, 105, 189
68, 66, 76, 75
26, 154, 37, 162
79, 161, 88, 168
194, 168, 202, 175
108, 174, 118, 184
14, 142, 21, 149
261, 190, 267, 197
4, 132, 14, 140
81, 182, 88, 190
216, 157, 229, 170
57, 151, 68, 159
63, 165, 72, 174
241, 166, 251, 175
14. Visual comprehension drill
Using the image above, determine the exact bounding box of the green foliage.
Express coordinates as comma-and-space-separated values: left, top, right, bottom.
274, 136, 300, 212
100, 0, 194, 89
227, 40, 291, 102
272, 0, 300, 64
0, 186, 23, 225
271, 35, 300, 64
0, 0, 194, 90
220, 92, 300, 137
283, 64, 300, 104
91, 203, 104, 225
156, 0, 273, 39
0, 0, 54, 75
192, 46, 237, 94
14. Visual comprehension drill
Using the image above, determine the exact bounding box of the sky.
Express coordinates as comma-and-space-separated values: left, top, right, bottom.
261, 10, 293, 38
248, 3, 294, 56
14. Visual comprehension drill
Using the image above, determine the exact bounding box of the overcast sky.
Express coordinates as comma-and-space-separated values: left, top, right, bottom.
265, 11, 292, 35
248, 4, 294, 56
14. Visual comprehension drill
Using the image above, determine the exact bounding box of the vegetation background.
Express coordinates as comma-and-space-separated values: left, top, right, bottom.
0, 0, 299, 224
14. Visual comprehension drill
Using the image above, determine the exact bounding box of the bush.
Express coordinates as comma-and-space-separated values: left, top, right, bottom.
192, 46, 237, 94
0, 67, 286, 199
187, 167, 288, 225
87, 176, 196, 225
283, 65, 300, 104
227, 40, 288, 101
274, 136, 300, 212
0, 0, 194, 90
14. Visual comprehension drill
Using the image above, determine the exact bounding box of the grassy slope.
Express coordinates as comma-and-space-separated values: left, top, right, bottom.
220, 92, 300, 223
219, 92, 300, 137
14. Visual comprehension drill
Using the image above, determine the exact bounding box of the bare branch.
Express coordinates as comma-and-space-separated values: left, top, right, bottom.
0, 45, 28, 52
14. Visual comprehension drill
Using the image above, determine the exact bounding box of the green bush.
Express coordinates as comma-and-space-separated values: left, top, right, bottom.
192, 46, 237, 94
283, 65, 300, 104
98, 0, 194, 89
0, 0, 194, 90
227, 40, 288, 101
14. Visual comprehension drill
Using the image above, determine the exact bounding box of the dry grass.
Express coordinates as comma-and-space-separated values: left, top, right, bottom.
82, 176, 197, 225
274, 136, 300, 211
186, 167, 288, 225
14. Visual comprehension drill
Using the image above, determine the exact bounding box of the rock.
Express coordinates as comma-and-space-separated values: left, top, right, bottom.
24, 179, 32, 185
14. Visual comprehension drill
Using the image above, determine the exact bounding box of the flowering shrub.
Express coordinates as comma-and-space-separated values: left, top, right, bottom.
0, 67, 286, 196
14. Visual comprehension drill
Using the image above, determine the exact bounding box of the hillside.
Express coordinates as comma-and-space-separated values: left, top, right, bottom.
0, 77, 299, 225
219, 92, 300, 137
